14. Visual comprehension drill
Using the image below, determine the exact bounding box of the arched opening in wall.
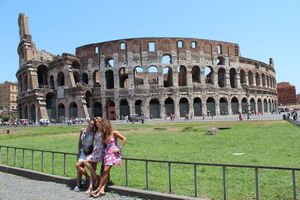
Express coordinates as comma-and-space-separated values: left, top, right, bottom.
57, 103, 65, 123
57, 72, 65, 86
120, 99, 130, 118
179, 98, 189, 117
263, 99, 268, 113
217, 56, 225, 65
205, 66, 214, 84
72, 61, 81, 69
50, 75, 55, 89
135, 100, 142, 116
165, 97, 174, 117
231, 97, 239, 114
255, 73, 261, 86
268, 99, 271, 112
93, 70, 101, 87
37, 65, 48, 88
219, 97, 228, 115
266, 76, 270, 87
106, 100, 116, 120
46, 92, 57, 121
69, 102, 78, 118
230, 68, 237, 88
85, 91, 93, 117
18, 105, 23, 119
30, 104, 36, 123
162, 55, 171, 64
105, 58, 114, 68
193, 98, 202, 116
73, 71, 80, 85
119, 67, 128, 88
271, 99, 274, 111
24, 105, 28, 119
218, 68, 226, 88
270, 77, 273, 88
148, 66, 158, 85
192, 66, 201, 83
242, 98, 248, 114
248, 71, 254, 86
257, 99, 263, 113
240, 69, 246, 86
94, 102, 102, 117
178, 66, 187, 86
150, 99, 160, 118
134, 67, 144, 86
261, 73, 266, 87
81, 72, 89, 85
23, 75, 28, 91
163, 67, 173, 87
105, 70, 114, 89
207, 97, 216, 116
250, 98, 256, 113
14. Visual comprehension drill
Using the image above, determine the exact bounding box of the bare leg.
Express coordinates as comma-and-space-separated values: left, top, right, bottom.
84, 161, 98, 192
75, 161, 89, 186
93, 166, 111, 196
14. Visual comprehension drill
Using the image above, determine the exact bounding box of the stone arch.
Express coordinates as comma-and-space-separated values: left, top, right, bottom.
105, 58, 114, 68
72, 61, 81, 69
165, 97, 175, 117
94, 102, 102, 117
148, 65, 158, 85
192, 66, 201, 83
263, 99, 268, 113
193, 98, 202, 116
37, 65, 48, 88
250, 98, 256, 113
231, 97, 239, 114
163, 67, 173, 87
218, 68, 226, 88
69, 102, 78, 118
217, 56, 225, 65
206, 97, 216, 116
93, 70, 100, 87
57, 71, 65, 86
85, 91, 93, 117
120, 99, 130, 117
149, 99, 160, 118
135, 100, 143, 115
162, 54, 172, 64
242, 97, 248, 114
261, 73, 266, 87
50, 75, 55, 89
30, 104, 36, 123
179, 98, 189, 117
205, 66, 214, 84
105, 70, 114, 89
134, 66, 144, 86
257, 98, 263, 113
178, 66, 187, 86
106, 100, 116, 120
230, 68, 237, 88
240, 69, 246, 86
73, 71, 80, 84
268, 99, 272, 112
248, 71, 254, 86
57, 103, 65, 122
255, 72, 261, 86
219, 97, 228, 115
266, 76, 270, 88
81, 72, 89, 85
46, 92, 56, 120
24, 105, 29, 119
119, 67, 128, 88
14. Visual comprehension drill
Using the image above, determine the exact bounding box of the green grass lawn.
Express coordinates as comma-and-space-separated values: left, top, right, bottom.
0, 121, 299, 200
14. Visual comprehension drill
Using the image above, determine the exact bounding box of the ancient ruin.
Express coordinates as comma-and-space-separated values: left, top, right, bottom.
16, 13, 278, 122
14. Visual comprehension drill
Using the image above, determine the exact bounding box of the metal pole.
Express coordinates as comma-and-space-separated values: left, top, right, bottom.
22, 149, 24, 168
31, 150, 34, 170
14, 148, 16, 167
255, 168, 259, 200
6, 147, 8, 165
63, 153, 66, 176
194, 164, 198, 197
223, 166, 227, 200
292, 170, 296, 200
125, 159, 128, 186
41, 151, 44, 172
0, 147, 1, 163
168, 162, 172, 193
145, 160, 149, 190
52, 152, 54, 174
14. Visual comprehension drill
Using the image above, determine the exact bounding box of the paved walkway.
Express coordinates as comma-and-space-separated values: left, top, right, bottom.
0, 172, 142, 200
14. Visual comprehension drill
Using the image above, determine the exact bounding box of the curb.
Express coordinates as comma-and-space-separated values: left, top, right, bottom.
0, 164, 207, 200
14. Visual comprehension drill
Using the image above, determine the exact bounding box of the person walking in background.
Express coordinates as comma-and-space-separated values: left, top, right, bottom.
83, 117, 105, 194
91, 120, 127, 197
74, 119, 96, 192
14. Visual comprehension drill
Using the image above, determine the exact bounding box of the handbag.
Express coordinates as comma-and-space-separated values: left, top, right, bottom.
83, 145, 94, 155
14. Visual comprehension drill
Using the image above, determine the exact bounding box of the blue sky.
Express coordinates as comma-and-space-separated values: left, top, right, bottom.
0, 0, 299, 93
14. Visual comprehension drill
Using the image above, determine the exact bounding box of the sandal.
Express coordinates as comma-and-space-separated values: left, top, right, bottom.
92, 191, 105, 198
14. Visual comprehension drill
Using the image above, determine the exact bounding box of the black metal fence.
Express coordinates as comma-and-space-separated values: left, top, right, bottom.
0, 145, 299, 200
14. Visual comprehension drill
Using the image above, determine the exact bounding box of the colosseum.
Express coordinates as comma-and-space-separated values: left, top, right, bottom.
16, 13, 278, 122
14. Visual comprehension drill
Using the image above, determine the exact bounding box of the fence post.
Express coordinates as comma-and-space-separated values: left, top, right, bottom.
255, 168, 259, 200
41, 151, 44, 172
22, 149, 24, 168
292, 170, 296, 200
52, 152, 54, 175
13, 148, 16, 167
168, 162, 172, 193
194, 164, 198, 197
145, 160, 149, 190
223, 166, 227, 200
0, 146, 1, 164
63, 153, 66, 176
6, 147, 8, 165
31, 150, 34, 170
125, 159, 128, 186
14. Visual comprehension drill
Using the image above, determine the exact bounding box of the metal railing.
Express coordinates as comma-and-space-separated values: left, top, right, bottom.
0, 145, 299, 200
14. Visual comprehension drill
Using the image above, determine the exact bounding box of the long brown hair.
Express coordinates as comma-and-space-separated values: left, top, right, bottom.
94, 116, 104, 133
101, 120, 113, 143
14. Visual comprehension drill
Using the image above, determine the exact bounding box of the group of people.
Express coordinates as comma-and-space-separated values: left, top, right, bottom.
75, 117, 127, 197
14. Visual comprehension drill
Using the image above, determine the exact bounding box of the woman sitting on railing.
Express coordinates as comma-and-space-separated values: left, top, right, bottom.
91, 120, 127, 197
74, 119, 96, 192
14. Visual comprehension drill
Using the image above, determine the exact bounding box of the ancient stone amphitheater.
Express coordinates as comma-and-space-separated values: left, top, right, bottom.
16, 13, 277, 122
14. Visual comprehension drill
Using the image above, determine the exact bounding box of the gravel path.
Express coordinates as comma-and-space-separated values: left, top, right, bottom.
0, 172, 141, 200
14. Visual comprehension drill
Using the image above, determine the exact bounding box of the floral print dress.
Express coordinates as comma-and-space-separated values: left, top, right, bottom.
103, 136, 122, 166
86, 132, 104, 162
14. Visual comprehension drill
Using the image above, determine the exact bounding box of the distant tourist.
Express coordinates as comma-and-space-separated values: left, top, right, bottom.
91, 120, 127, 197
